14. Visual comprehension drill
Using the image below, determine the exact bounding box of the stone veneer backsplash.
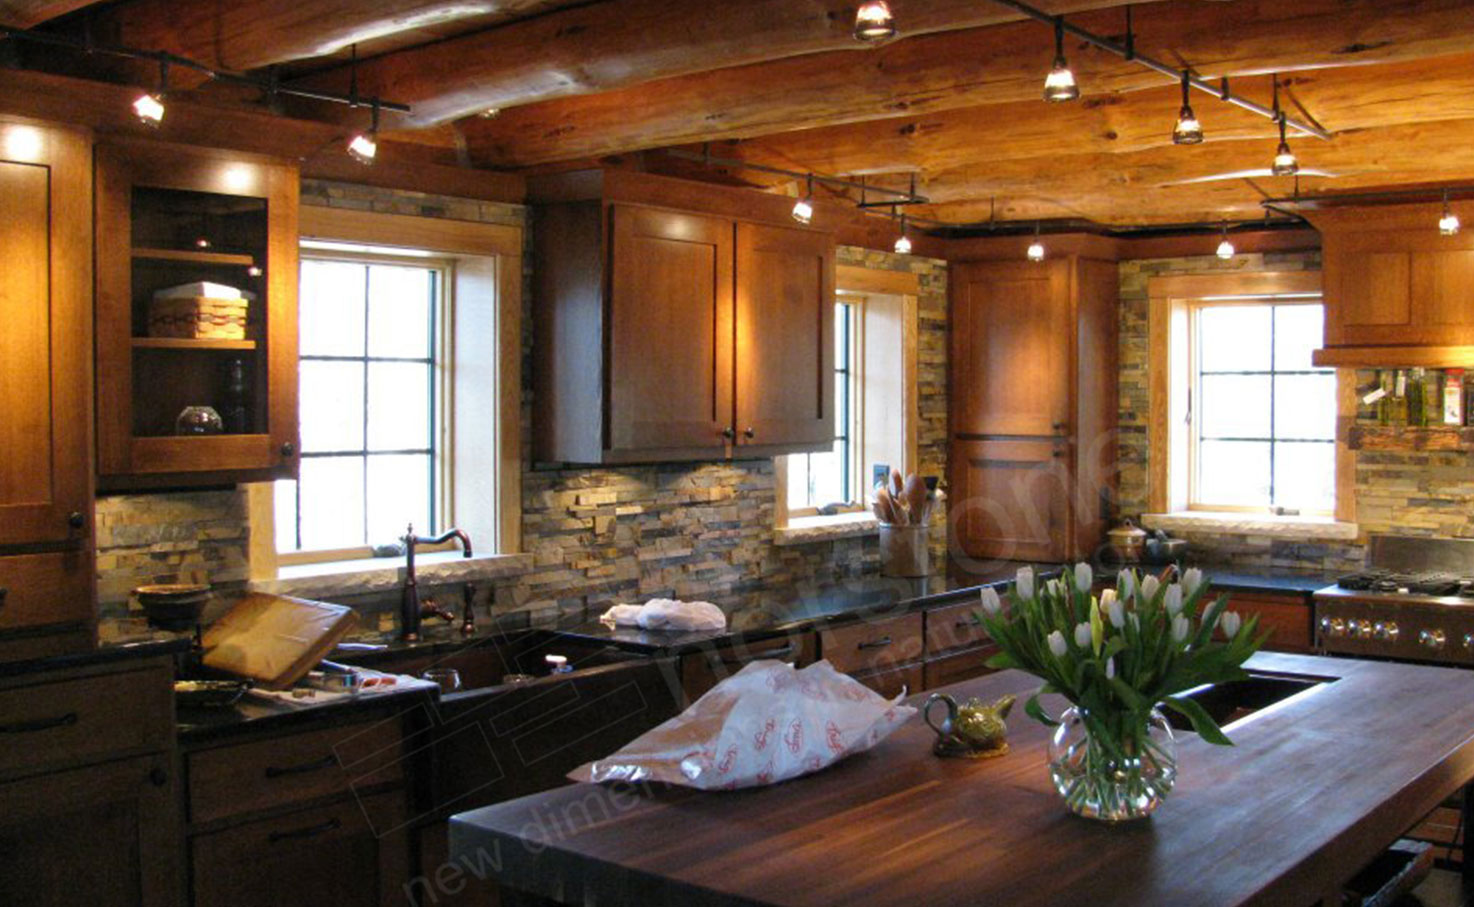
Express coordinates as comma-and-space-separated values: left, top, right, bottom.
1117, 250, 1474, 574
97, 181, 949, 636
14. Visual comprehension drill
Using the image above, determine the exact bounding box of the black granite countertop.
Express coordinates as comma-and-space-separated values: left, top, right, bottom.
0, 634, 192, 679
175, 681, 436, 746
1103, 565, 1335, 598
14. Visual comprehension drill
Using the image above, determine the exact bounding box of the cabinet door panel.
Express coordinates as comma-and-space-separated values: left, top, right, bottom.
0, 754, 180, 907
1339, 251, 1412, 329
1416, 249, 1474, 328
952, 261, 1071, 437
952, 439, 1067, 562
609, 206, 733, 452
735, 222, 835, 449
0, 125, 91, 547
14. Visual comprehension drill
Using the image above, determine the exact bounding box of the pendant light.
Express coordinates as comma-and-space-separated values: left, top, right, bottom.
1171, 72, 1203, 145
893, 213, 912, 255
347, 101, 380, 164
132, 60, 168, 127
792, 174, 815, 225
1215, 222, 1235, 260
1027, 222, 1046, 262
1042, 18, 1079, 103
1440, 190, 1461, 236
853, 1, 896, 42
1270, 79, 1298, 176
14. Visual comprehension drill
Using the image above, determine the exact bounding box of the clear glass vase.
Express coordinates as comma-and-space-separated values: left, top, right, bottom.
1047, 705, 1178, 822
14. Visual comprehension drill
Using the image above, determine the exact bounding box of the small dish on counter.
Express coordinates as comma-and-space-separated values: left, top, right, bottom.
135, 583, 212, 631
174, 679, 250, 709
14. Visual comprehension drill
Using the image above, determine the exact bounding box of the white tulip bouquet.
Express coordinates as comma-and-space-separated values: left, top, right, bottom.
975, 564, 1267, 818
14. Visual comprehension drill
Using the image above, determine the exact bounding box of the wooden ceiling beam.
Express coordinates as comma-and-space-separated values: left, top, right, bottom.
458, 0, 1474, 166
93, 0, 578, 74
295, 0, 1151, 127
712, 54, 1474, 188
0, 0, 101, 28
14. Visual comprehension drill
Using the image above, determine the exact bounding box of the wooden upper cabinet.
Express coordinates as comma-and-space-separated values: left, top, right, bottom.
531, 170, 837, 464
95, 138, 300, 488
609, 206, 733, 454
1309, 202, 1474, 363
951, 260, 1072, 437
735, 221, 834, 451
0, 120, 92, 549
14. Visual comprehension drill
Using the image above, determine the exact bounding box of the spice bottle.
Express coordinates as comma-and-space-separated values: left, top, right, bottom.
1444, 369, 1465, 425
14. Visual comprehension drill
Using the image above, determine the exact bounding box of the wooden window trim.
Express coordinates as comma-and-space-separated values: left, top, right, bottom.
777, 264, 920, 528
1146, 271, 1355, 523
250, 205, 523, 580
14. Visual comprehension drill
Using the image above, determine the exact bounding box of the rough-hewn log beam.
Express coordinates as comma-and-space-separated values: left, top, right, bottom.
98, 0, 579, 73
460, 0, 1474, 166
0, 0, 100, 28
301, 0, 1150, 127
716, 54, 1474, 183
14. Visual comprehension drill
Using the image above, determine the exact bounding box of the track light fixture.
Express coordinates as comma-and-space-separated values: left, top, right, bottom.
1042, 17, 1079, 102
348, 101, 380, 165
1215, 222, 1235, 259
1027, 222, 1046, 262
792, 174, 815, 224
133, 59, 168, 127
894, 213, 912, 255
1441, 190, 1461, 236
1270, 78, 1299, 177
853, 1, 897, 42
1172, 71, 1202, 145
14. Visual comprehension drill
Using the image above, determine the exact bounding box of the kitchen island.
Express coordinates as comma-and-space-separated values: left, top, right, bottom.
449, 652, 1474, 906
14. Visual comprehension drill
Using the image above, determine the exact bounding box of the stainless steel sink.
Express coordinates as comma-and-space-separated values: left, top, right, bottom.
1166, 672, 1331, 733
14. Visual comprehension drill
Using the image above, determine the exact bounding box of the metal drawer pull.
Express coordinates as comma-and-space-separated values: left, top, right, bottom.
954, 619, 979, 630
746, 644, 797, 661
264, 753, 337, 778
0, 712, 78, 734
858, 636, 893, 650
268, 817, 341, 843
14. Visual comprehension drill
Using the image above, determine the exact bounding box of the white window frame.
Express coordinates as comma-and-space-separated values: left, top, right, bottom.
783, 294, 864, 520
249, 206, 523, 585
1145, 270, 1358, 536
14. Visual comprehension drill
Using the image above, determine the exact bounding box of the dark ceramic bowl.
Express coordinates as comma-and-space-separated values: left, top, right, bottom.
135, 583, 212, 631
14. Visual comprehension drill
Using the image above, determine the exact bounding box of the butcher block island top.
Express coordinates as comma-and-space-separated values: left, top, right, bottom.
449, 653, 1474, 907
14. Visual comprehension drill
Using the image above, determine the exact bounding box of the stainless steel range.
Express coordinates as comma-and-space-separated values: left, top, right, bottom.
1314, 536, 1474, 665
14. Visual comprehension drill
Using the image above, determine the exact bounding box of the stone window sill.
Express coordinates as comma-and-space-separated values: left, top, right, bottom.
774, 513, 879, 546
1141, 512, 1359, 541
249, 551, 533, 600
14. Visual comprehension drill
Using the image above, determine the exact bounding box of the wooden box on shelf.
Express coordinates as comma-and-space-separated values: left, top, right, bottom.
95, 138, 300, 489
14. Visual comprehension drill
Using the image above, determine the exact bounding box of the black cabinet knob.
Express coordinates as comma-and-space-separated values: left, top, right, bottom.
0, 588, 8, 609
280, 441, 296, 457
743, 427, 755, 440
721, 427, 735, 440
67, 511, 85, 530
148, 767, 168, 787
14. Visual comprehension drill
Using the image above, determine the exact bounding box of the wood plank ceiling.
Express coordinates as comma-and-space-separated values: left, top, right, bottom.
11, 0, 1474, 230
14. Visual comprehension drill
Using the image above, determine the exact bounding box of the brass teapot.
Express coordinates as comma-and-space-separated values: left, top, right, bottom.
923, 693, 1015, 759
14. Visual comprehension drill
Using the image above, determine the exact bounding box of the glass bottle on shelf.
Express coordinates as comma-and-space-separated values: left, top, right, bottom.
221, 357, 248, 434
1408, 368, 1426, 428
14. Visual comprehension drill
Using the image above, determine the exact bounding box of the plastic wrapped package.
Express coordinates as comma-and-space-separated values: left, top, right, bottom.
601, 598, 727, 631
569, 660, 915, 790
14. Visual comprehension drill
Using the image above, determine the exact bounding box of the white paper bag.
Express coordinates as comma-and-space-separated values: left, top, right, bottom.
569, 660, 915, 790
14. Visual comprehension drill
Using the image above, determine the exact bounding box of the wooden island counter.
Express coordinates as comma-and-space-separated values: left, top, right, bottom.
449, 652, 1474, 906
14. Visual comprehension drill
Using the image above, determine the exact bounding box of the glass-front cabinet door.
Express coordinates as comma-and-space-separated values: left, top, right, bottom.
95, 139, 299, 488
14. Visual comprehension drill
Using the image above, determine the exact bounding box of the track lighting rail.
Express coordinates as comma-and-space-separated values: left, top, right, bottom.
0, 24, 412, 114
664, 148, 929, 206
983, 0, 1331, 140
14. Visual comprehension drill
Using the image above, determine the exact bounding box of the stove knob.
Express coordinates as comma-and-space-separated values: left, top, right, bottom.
1328, 617, 1346, 638
1373, 621, 1388, 641
1385, 622, 1399, 643
1356, 619, 1375, 640
1419, 629, 1447, 650
1463, 632, 1474, 651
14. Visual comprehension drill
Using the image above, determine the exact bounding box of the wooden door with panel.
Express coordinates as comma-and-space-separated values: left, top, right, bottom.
951, 438, 1069, 562
608, 204, 734, 457
734, 221, 835, 452
0, 120, 92, 549
951, 259, 1073, 439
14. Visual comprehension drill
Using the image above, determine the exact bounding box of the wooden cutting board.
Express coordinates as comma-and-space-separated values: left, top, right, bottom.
201, 593, 359, 690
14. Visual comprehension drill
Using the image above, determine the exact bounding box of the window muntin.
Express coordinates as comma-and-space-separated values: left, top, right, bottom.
276, 254, 447, 556
1190, 299, 1334, 515
786, 298, 861, 514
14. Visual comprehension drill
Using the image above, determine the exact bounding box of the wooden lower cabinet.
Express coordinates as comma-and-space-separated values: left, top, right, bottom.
852, 662, 924, 700
191, 792, 409, 907
1223, 592, 1313, 654
923, 645, 1000, 690
0, 752, 181, 907
680, 631, 816, 705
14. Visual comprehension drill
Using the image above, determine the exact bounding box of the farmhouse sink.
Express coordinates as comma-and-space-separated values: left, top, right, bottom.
332, 628, 648, 691
1165, 672, 1330, 734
